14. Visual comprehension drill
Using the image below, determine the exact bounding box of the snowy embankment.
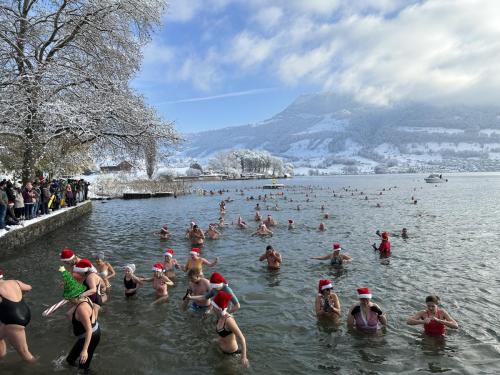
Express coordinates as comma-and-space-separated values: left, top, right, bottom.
0, 202, 85, 239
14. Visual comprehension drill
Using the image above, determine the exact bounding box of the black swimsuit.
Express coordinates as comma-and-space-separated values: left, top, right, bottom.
124, 277, 137, 296
83, 277, 103, 306
0, 294, 31, 327
216, 318, 233, 338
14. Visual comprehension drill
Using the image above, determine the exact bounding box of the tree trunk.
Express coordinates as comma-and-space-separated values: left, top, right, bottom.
22, 142, 35, 182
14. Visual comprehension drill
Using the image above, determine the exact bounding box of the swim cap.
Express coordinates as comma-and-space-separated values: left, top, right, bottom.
124, 264, 136, 273
96, 252, 105, 260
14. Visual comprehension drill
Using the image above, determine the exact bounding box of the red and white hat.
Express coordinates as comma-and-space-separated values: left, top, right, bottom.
0, 268, 4, 279
190, 248, 201, 256
357, 287, 372, 299
164, 248, 174, 257
73, 259, 93, 273
152, 262, 164, 272
60, 248, 76, 262
209, 272, 227, 289
318, 279, 333, 293
211, 290, 232, 315
333, 243, 341, 251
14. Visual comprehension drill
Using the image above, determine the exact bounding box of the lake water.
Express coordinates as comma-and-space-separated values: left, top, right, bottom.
1, 174, 500, 374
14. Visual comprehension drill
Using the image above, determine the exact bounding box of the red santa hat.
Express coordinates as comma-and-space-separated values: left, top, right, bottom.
152, 262, 164, 272
211, 290, 232, 315
190, 248, 201, 256
357, 287, 372, 299
164, 248, 174, 257
209, 272, 227, 289
73, 259, 93, 273
60, 248, 76, 262
0, 268, 4, 279
318, 279, 333, 292
333, 243, 341, 251
382, 232, 389, 240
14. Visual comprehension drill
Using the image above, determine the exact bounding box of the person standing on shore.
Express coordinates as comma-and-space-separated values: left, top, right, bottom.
406, 295, 458, 336
0, 268, 35, 363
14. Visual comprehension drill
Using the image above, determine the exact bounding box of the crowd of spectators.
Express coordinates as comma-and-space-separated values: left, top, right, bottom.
0, 177, 90, 231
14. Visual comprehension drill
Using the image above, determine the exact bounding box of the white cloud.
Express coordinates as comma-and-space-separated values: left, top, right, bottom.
149, 0, 500, 107
253, 6, 283, 29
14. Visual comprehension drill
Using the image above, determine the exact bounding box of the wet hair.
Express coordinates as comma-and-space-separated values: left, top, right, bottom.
266, 245, 273, 251
425, 295, 440, 304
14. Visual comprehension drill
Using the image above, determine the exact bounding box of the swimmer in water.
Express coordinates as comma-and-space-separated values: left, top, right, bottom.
94, 253, 116, 289
60, 268, 100, 371
372, 232, 391, 257
323, 213, 329, 219
236, 215, 247, 229
264, 214, 277, 227
318, 222, 326, 231
259, 245, 282, 269
142, 263, 174, 304
60, 248, 81, 273
211, 291, 249, 367
196, 272, 240, 313
406, 295, 458, 336
315, 279, 340, 319
311, 243, 352, 266
156, 224, 171, 240
347, 288, 387, 333
251, 223, 273, 237
254, 211, 262, 221
182, 248, 218, 276
206, 224, 221, 240
187, 224, 205, 247
0, 268, 36, 363
183, 269, 211, 313
218, 217, 225, 228
163, 249, 181, 280
123, 264, 143, 297
287, 219, 294, 230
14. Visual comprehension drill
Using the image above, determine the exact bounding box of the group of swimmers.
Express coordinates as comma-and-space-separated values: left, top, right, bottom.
0, 183, 458, 371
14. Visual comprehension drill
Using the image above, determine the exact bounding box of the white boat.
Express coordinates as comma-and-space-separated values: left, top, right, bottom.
424, 174, 447, 183
263, 183, 284, 189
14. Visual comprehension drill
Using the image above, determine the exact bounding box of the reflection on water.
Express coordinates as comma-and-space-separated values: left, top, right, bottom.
1, 174, 500, 374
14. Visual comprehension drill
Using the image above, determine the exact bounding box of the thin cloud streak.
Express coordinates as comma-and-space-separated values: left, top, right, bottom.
164, 88, 277, 104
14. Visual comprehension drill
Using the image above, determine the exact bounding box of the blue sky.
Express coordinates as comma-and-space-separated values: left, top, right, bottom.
132, 0, 500, 133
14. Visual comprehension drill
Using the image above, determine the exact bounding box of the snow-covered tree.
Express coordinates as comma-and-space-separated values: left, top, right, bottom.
207, 149, 289, 176
0, 0, 179, 181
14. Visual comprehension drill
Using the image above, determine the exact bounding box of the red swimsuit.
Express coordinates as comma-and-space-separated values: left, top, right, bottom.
424, 309, 446, 336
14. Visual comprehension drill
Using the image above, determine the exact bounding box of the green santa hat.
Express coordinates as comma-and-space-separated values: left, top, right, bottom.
59, 266, 87, 299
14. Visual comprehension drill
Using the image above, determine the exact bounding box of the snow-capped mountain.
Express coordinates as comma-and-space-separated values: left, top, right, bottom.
177, 92, 500, 174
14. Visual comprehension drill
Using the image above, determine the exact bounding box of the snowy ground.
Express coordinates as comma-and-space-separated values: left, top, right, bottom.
0, 202, 88, 238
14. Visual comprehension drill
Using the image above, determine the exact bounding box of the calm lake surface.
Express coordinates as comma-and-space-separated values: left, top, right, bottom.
1, 174, 500, 374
